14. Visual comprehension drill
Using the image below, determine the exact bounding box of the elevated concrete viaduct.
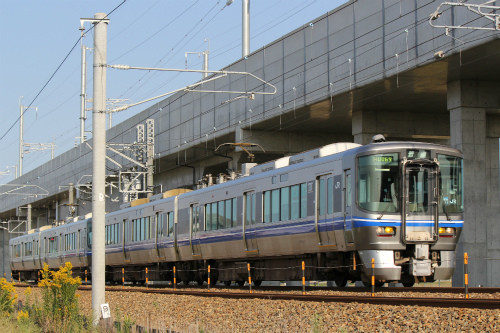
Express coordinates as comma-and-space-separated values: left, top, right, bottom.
1, 0, 499, 286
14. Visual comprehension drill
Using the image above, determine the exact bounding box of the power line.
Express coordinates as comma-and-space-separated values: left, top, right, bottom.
0, 0, 128, 144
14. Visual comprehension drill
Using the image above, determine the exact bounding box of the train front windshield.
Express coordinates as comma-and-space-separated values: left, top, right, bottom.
357, 153, 399, 213
438, 154, 464, 214
357, 152, 464, 215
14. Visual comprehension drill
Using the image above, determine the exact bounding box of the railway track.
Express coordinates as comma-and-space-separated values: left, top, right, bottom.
76, 285, 500, 309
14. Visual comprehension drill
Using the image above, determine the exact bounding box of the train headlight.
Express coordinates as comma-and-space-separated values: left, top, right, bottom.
377, 226, 395, 237
438, 227, 455, 237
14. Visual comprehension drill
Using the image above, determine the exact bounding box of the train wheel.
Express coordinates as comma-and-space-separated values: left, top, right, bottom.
334, 275, 347, 287
375, 281, 385, 287
253, 280, 262, 287
197, 280, 204, 286
224, 281, 232, 287
236, 280, 245, 287
401, 274, 415, 287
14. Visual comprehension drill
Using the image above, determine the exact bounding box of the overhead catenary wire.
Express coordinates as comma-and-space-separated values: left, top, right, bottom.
115, 1, 226, 103
3, 1, 495, 180
0, 0, 128, 145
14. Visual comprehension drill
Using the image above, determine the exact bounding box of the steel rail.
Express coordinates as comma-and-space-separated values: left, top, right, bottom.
77, 286, 500, 310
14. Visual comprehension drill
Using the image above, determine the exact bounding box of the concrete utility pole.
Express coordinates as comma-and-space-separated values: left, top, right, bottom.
80, 27, 88, 144
91, 12, 108, 326
226, 0, 250, 58
19, 100, 24, 176
242, 0, 250, 57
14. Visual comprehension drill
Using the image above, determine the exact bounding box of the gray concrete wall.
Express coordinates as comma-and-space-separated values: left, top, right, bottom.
448, 80, 500, 287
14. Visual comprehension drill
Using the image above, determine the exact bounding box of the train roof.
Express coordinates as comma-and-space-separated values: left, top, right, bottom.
351, 141, 463, 156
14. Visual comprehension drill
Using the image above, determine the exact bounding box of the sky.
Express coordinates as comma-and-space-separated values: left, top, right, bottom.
0, 0, 347, 182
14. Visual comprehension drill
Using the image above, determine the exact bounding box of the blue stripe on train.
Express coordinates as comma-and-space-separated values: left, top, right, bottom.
105, 217, 463, 253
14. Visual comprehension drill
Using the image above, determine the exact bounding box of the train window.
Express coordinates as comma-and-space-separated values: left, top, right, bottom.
49, 236, 58, 253
132, 220, 136, 241
204, 198, 238, 229
14, 244, 21, 258
87, 221, 92, 249
263, 191, 271, 223
281, 187, 290, 221
65, 232, 76, 250
157, 213, 164, 238
211, 202, 218, 230
168, 212, 174, 236
301, 183, 308, 218
132, 219, 139, 242
146, 217, 151, 240
139, 218, 144, 241
245, 192, 256, 225
24, 242, 32, 257
291, 185, 300, 219
232, 199, 237, 226
358, 153, 399, 213
318, 178, 326, 216
280, 174, 288, 182
218, 201, 225, 230
346, 174, 352, 208
225, 199, 232, 228
407, 169, 429, 213
205, 204, 211, 231
438, 154, 464, 214
191, 205, 201, 233
271, 189, 280, 222
327, 177, 334, 215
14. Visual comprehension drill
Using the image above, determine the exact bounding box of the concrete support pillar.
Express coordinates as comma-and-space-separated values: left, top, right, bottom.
448, 80, 500, 287
352, 110, 377, 145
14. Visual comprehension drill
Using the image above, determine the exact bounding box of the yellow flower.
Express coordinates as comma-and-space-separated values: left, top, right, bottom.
17, 309, 29, 321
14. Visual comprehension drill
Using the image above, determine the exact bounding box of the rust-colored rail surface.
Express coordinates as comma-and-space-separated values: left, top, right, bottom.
76, 285, 500, 309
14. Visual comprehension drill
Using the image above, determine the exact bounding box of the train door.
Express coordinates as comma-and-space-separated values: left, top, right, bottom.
32, 240, 36, 267
316, 175, 337, 246
43, 237, 47, 265
77, 229, 83, 266
402, 160, 439, 243
343, 169, 354, 244
243, 191, 258, 254
155, 212, 163, 259
123, 219, 131, 263
36, 236, 41, 269
190, 204, 202, 257
59, 233, 64, 265
21, 241, 25, 268
173, 197, 180, 261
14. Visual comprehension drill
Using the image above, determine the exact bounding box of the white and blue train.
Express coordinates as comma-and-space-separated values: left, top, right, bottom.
10, 139, 463, 287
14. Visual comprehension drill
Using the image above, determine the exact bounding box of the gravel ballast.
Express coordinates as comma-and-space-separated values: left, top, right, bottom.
16, 287, 500, 332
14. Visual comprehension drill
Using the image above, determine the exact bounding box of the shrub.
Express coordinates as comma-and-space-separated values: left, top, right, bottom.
34, 262, 82, 332
0, 277, 18, 316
